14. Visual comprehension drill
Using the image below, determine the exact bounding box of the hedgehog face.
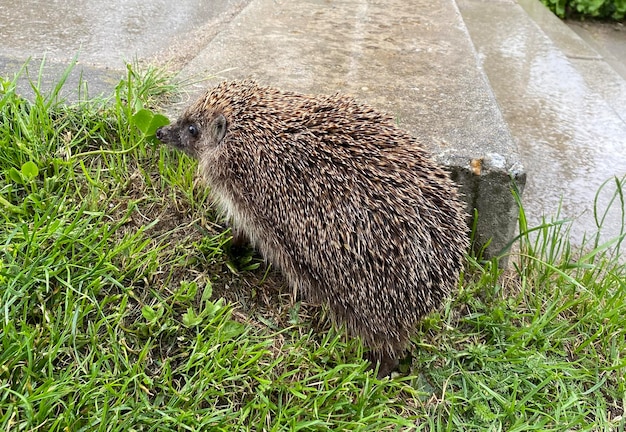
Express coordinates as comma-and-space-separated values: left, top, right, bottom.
156, 113, 228, 158
156, 117, 203, 158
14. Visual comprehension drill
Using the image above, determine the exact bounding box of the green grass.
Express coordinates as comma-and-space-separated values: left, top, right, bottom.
540, 0, 626, 20
1, 61, 625, 431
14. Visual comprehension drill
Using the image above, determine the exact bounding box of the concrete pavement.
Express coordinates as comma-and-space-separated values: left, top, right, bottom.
2, 0, 625, 254
458, 0, 626, 245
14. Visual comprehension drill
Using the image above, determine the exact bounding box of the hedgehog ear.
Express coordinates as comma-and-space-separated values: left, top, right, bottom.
211, 114, 227, 144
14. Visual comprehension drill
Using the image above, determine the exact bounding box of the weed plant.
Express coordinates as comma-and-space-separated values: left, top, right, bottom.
541, 0, 626, 20
0, 62, 624, 431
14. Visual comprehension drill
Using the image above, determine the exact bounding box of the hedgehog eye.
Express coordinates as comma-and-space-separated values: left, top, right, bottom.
187, 124, 199, 138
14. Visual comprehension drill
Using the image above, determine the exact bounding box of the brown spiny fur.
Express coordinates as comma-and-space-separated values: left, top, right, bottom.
156, 80, 469, 377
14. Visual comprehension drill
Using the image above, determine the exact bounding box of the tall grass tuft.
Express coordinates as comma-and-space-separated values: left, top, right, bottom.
410, 176, 626, 430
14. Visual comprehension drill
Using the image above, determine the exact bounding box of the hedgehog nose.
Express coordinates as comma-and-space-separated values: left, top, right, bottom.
156, 127, 165, 141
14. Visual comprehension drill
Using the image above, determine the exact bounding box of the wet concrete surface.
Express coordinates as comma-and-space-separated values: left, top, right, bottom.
459, 0, 626, 245
179, 0, 521, 164
1, 0, 625, 249
567, 20, 626, 81
0, 0, 250, 67
0, 0, 251, 99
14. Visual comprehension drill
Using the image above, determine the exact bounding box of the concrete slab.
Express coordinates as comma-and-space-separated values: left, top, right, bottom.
516, 0, 601, 60
177, 0, 527, 259
0, 0, 252, 101
516, 0, 626, 122
566, 20, 626, 81
562, 19, 626, 123
0, 55, 123, 100
458, 0, 626, 245
0, 0, 251, 68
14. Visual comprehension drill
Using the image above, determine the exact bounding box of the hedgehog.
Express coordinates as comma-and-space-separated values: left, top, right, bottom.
156, 80, 469, 378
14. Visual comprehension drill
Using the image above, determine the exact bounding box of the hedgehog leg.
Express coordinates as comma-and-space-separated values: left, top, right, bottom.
229, 229, 249, 250
225, 229, 255, 263
365, 350, 400, 379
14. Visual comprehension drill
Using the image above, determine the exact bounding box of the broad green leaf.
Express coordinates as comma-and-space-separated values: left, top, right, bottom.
149, 113, 170, 135
132, 109, 170, 136
132, 109, 153, 134
182, 308, 203, 327
201, 280, 213, 303
8, 167, 23, 184
21, 161, 39, 180
141, 305, 163, 323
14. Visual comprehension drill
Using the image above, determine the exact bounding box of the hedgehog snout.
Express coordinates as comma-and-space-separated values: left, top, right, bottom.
156, 125, 182, 149
155, 126, 170, 143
